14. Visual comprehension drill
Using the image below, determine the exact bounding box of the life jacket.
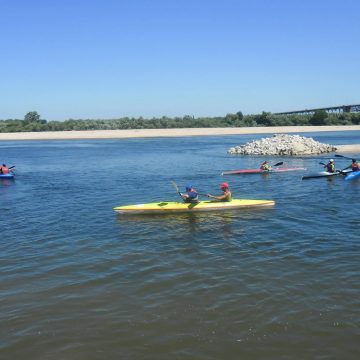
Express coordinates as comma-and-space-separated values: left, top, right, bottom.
352, 162, 360, 171
326, 163, 335, 173
260, 164, 270, 171
0, 166, 9, 174
222, 190, 232, 202
184, 189, 199, 203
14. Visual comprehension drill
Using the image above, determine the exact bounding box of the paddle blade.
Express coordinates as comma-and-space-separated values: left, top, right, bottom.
171, 180, 180, 193
273, 162, 283, 167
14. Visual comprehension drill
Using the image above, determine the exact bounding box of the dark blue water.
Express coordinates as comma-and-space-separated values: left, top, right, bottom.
1, 132, 360, 360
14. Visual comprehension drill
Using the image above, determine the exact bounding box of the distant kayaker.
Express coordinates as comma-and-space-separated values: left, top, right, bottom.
181, 184, 199, 203
344, 159, 360, 172
0, 164, 9, 174
207, 182, 232, 202
260, 161, 272, 171
324, 159, 335, 173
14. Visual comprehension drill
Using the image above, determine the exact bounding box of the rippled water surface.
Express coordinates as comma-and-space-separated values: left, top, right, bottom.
1, 132, 360, 359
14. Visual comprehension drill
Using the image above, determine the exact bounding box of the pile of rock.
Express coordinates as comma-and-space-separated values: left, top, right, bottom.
228, 134, 337, 156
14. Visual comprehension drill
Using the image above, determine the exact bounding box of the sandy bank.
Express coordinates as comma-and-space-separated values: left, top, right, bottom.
0, 125, 360, 140
0, 125, 359, 153
335, 144, 360, 153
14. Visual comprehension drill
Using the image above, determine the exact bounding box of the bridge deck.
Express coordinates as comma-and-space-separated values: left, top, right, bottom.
275, 104, 360, 115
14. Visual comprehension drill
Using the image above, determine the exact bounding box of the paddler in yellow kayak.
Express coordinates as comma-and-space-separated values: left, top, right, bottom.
180, 184, 199, 203
207, 182, 232, 202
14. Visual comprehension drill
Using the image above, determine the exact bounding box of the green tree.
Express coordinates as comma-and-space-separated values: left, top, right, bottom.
309, 110, 328, 126
236, 111, 244, 121
254, 112, 272, 126
24, 111, 41, 123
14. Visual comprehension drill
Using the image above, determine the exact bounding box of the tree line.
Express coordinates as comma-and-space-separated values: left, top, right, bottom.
0, 110, 360, 133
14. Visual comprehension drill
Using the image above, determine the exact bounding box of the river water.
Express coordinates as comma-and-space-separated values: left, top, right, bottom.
1, 131, 360, 359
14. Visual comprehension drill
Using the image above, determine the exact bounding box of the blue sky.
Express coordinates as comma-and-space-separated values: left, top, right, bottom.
1, 0, 359, 120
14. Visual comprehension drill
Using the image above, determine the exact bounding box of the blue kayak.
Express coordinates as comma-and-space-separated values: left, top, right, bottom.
345, 170, 360, 181
0, 172, 15, 179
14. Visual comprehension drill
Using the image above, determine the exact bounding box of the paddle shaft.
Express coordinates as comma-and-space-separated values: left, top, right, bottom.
171, 181, 208, 197
335, 154, 356, 161
171, 180, 182, 198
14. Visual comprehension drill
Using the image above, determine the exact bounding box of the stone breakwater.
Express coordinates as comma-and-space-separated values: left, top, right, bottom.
228, 134, 337, 156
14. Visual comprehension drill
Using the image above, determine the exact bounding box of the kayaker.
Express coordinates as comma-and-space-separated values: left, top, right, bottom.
324, 159, 335, 173
344, 159, 360, 172
181, 184, 199, 203
207, 182, 232, 202
260, 161, 272, 171
0, 164, 9, 174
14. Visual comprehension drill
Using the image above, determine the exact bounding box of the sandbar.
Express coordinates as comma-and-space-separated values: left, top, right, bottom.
0, 125, 359, 153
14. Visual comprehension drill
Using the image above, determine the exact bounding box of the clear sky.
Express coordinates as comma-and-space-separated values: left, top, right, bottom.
1, 0, 359, 120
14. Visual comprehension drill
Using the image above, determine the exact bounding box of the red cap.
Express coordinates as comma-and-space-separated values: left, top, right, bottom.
220, 182, 229, 189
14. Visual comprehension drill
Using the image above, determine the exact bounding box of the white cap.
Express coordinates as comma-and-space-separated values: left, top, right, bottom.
330, 159, 334, 162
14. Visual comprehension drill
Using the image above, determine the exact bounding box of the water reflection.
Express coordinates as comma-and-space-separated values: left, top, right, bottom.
115, 208, 273, 223
0, 178, 15, 187
115, 207, 274, 240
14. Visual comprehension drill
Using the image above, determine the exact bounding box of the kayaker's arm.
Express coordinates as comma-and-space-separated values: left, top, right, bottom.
207, 193, 228, 201
207, 194, 219, 200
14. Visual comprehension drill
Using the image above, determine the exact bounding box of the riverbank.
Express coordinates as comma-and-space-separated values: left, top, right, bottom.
0, 125, 360, 152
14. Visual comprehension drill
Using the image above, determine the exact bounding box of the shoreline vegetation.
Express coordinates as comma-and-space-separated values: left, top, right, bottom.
1, 112, 360, 152
0, 126, 360, 153
1, 110, 360, 133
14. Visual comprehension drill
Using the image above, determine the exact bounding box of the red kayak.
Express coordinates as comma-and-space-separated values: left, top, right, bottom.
221, 167, 307, 175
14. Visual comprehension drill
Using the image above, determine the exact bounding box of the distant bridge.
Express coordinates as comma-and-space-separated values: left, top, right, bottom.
274, 104, 360, 115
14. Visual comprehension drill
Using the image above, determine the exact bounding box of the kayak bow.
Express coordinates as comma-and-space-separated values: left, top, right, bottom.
345, 170, 360, 181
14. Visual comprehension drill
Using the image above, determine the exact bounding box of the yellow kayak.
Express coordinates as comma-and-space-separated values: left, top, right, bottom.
113, 199, 275, 214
